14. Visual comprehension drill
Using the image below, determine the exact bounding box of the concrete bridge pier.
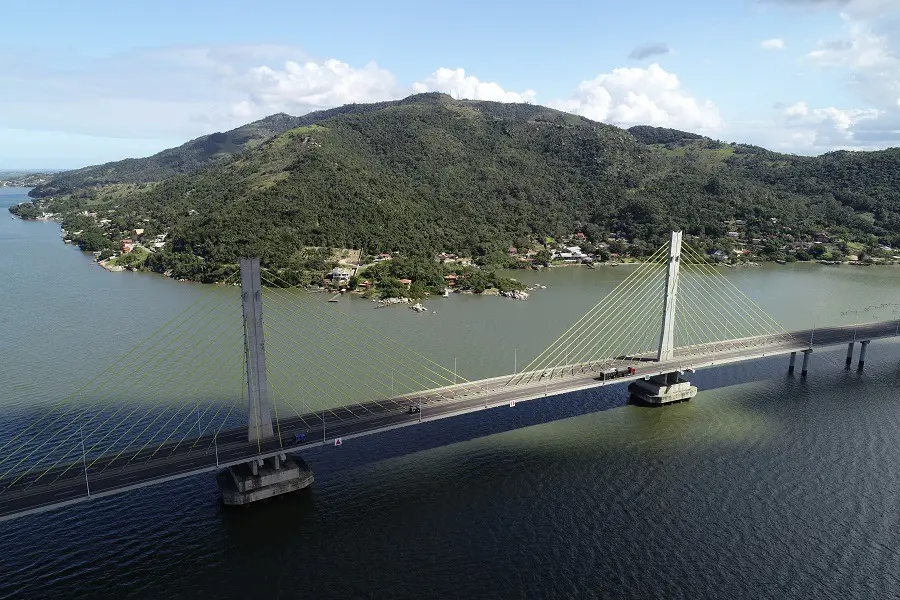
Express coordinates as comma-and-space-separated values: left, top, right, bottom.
788, 352, 797, 374
846, 342, 855, 368
858, 340, 870, 371
216, 257, 314, 507
218, 454, 314, 506
628, 371, 698, 406
801, 349, 812, 377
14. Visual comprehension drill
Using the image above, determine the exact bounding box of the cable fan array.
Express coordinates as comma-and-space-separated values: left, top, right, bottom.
0, 272, 247, 492
258, 269, 485, 432
0, 238, 800, 498
508, 239, 792, 386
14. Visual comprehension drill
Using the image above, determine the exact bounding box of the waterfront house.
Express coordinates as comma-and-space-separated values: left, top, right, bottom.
329, 267, 352, 284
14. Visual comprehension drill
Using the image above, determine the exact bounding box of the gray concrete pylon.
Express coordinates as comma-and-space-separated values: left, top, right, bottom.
858, 340, 870, 371
657, 230, 683, 362
240, 258, 275, 443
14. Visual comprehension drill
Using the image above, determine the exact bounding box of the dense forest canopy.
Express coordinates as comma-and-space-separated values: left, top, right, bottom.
13, 93, 900, 282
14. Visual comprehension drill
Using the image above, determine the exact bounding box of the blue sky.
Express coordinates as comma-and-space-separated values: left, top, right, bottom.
2, 0, 898, 168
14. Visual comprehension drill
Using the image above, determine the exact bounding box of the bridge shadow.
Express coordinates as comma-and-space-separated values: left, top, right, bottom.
285, 347, 873, 480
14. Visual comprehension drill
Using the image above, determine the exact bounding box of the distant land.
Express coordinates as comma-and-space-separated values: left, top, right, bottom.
0, 171, 57, 187
9, 93, 900, 291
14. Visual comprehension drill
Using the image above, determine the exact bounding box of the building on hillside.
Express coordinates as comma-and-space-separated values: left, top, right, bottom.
329, 267, 352, 283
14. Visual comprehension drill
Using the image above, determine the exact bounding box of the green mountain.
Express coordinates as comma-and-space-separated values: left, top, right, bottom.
28, 98, 427, 198
17, 93, 900, 281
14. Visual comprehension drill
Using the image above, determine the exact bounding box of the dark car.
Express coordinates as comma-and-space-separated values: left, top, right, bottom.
285, 433, 307, 446
408, 405, 420, 414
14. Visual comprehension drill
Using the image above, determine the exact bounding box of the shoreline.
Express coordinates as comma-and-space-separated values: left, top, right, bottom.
8, 204, 898, 290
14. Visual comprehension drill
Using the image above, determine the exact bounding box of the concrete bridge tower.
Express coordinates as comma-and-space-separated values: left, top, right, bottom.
657, 230, 682, 362
217, 258, 314, 507
629, 231, 698, 406
240, 257, 275, 443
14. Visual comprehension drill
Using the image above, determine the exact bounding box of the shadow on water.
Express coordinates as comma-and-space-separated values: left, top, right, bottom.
5, 340, 900, 599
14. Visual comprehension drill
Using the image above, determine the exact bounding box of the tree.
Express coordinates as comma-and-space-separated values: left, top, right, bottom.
408, 280, 427, 300
533, 249, 551, 266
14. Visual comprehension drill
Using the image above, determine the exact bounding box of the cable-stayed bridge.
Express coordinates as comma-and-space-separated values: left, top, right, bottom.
1, 231, 897, 522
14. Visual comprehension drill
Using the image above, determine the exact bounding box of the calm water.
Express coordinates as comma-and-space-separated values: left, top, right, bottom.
2, 186, 900, 599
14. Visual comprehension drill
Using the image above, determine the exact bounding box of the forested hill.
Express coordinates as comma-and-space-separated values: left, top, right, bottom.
28, 97, 433, 198
21, 93, 900, 280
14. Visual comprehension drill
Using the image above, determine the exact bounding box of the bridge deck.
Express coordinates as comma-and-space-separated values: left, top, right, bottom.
1, 320, 896, 522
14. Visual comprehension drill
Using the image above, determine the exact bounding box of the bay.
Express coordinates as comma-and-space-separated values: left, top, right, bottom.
2, 186, 900, 599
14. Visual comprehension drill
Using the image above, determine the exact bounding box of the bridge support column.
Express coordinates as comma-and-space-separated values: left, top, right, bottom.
217, 455, 314, 507
217, 257, 315, 508
656, 231, 683, 362
846, 342, 855, 368
801, 349, 812, 377
240, 257, 274, 444
858, 340, 870, 371
628, 371, 697, 406
788, 351, 797, 374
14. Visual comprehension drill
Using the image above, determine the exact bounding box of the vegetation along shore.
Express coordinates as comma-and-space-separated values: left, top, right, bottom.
10, 93, 900, 299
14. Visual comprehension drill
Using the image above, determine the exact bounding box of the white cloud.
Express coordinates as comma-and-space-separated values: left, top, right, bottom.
783, 101, 810, 116
775, 100, 881, 149
412, 68, 536, 103
548, 64, 722, 132
749, 1, 900, 151
233, 59, 399, 117
761, 38, 787, 50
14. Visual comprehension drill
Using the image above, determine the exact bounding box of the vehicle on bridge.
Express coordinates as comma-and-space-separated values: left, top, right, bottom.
285, 433, 307, 446
598, 366, 636, 381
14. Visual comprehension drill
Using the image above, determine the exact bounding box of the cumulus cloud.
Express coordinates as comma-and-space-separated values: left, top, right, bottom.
230, 59, 399, 117
755, 0, 900, 150
781, 100, 881, 147
628, 43, 673, 60
412, 68, 536, 103
548, 63, 722, 132
761, 38, 786, 50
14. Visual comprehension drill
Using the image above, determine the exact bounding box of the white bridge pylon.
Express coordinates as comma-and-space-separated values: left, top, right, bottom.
509, 231, 791, 386
657, 230, 682, 361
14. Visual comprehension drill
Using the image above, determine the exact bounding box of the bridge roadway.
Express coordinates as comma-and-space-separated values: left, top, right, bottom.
1, 320, 897, 522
